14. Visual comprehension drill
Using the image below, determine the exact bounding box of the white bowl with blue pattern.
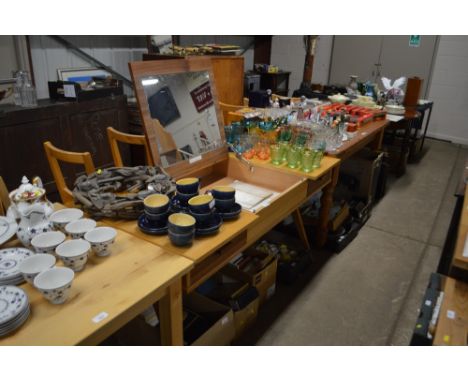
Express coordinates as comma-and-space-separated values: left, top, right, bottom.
31, 231, 66, 255
84, 227, 117, 257
34, 267, 74, 304
49, 208, 84, 232
65, 218, 97, 239
18, 253, 56, 285
55, 239, 90, 272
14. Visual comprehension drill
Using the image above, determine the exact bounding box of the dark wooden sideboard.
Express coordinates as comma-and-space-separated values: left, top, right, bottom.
0, 95, 129, 202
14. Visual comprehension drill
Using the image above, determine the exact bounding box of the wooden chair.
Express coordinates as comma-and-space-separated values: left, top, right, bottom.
107, 127, 154, 167
0, 176, 10, 216
272, 93, 301, 105
43, 141, 96, 206
145, 119, 182, 164
219, 101, 245, 125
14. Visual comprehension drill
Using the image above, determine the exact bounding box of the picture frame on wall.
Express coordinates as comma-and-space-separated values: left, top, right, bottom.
57, 67, 111, 83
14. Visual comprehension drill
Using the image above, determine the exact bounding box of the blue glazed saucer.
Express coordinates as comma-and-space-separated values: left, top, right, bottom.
170, 194, 191, 213
217, 203, 242, 220
195, 213, 223, 236
138, 214, 168, 235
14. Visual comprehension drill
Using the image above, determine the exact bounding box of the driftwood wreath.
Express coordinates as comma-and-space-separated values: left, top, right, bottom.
73, 166, 175, 219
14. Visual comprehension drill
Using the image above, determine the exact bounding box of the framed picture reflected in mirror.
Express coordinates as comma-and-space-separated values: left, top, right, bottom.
147, 86, 181, 127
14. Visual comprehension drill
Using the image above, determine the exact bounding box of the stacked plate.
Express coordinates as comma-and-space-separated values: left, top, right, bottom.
0, 248, 34, 286
0, 285, 30, 337
0, 216, 18, 246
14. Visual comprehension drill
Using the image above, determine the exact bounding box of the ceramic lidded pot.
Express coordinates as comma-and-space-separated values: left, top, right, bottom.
348, 75, 359, 92
9, 176, 55, 249
8, 176, 54, 220
17, 204, 55, 249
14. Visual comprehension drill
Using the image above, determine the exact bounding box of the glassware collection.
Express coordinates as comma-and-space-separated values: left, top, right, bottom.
223, 104, 355, 172
224, 93, 389, 173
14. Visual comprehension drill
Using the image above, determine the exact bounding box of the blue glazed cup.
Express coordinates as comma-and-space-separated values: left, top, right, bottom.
188, 194, 215, 214
168, 230, 194, 247
168, 213, 196, 234
215, 198, 235, 211
190, 210, 213, 224
175, 178, 200, 194
210, 185, 236, 200
145, 210, 169, 224
176, 191, 199, 206
144, 194, 170, 214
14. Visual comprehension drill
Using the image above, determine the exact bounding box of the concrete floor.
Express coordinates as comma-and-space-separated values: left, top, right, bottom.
237, 138, 468, 346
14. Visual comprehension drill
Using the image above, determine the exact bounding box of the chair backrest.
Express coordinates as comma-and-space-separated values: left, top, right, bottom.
0, 176, 10, 216
107, 127, 154, 167
43, 141, 95, 206
272, 93, 301, 105
219, 101, 244, 126
145, 119, 181, 163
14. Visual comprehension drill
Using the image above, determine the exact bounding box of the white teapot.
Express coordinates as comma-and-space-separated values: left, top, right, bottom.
7, 176, 55, 248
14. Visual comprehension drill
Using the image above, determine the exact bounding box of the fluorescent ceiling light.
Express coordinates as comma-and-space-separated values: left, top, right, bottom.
142, 78, 159, 86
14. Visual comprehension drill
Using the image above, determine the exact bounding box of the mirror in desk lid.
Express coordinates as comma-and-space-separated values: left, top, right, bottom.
129, 57, 227, 177
7, 176, 55, 248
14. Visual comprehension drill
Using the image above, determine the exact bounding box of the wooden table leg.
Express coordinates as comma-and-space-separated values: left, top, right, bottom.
396, 118, 413, 176
316, 166, 340, 248
158, 278, 184, 346
371, 122, 385, 151
292, 208, 310, 250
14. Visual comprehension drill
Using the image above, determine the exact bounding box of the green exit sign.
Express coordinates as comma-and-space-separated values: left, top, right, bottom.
409, 35, 421, 47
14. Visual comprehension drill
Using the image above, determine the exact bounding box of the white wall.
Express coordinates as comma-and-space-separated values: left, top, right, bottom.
313, 36, 333, 85
0, 36, 17, 78
270, 36, 304, 96
30, 36, 147, 99
0, 36, 19, 105
426, 36, 468, 145
270, 35, 333, 96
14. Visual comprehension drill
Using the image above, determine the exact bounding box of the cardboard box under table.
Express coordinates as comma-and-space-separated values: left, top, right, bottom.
116, 292, 235, 346
183, 292, 235, 345
224, 250, 278, 305
339, 149, 384, 205
197, 271, 260, 339
253, 230, 312, 285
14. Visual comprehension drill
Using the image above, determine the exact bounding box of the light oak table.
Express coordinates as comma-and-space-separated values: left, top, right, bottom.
248, 155, 341, 247
0, 226, 193, 346
105, 154, 340, 292
428, 184, 468, 345
450, 184, 468, 274
104, 210, 258, 293
227, 108, 387, 247
326, 119, 389, 161
433, 276, 468, 346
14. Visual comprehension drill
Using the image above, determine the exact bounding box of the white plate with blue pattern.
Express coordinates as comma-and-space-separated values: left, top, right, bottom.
0, 306, 30, 335
0, 286, 29, 326
0, 248, 34, 285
